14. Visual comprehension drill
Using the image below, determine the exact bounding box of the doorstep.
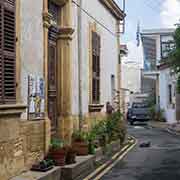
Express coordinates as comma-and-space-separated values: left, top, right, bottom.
11, 167, 61, 180
148, 121, 168, 130
61, 155, 95, 180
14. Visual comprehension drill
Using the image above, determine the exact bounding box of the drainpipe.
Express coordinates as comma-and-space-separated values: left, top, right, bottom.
116, 21, 121, 112
77, 0, 83, 130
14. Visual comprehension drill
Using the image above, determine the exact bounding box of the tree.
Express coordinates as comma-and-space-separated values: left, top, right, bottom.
168, 27, 180, 93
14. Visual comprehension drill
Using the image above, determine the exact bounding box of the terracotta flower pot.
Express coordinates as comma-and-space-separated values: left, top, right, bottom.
49, 148, 67, 166
72, 141, 89, 156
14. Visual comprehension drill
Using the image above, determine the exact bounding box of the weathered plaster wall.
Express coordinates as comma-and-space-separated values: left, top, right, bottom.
156, 35, 161, 64
159, 68, 176, 123
20, 0, 44, 117
122, 63, 141, 93
72, 0, 118, 115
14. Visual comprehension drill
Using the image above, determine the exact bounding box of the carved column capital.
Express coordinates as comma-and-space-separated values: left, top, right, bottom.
58, 27, 74, 40
43, 11, 52, 29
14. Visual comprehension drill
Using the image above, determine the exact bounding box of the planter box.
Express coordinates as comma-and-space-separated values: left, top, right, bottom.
72, 142, 89, 156
11, 167, 61, 180
110, 140, 121, 153
94, 147, 104, 162
176, 94, 180, 121
61, 155, 95, 180
94, 140, 121, 162
105, 140, 121, 156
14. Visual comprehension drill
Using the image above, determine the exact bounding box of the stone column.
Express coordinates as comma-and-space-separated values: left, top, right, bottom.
43, 0, 52, 153
57, 27, 74, 143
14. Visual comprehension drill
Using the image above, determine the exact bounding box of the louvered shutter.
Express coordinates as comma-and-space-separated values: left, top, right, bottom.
92, 32, 100, 104
0, 4, 3, 101
96, 34, 100, 103
0, 0, 16, 104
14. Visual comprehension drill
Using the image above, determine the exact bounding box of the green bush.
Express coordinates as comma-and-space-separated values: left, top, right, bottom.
51, 138, 64, 149
149, 105, 166, 122
155, 109, 166, 122
72, 131, 87, 142
177, 75, 180, 94
149, 105, 156, 120
90, 111, 126, 146
106, 112, 123, 142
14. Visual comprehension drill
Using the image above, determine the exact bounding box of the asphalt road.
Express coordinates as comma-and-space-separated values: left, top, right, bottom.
102, 123, 180, 180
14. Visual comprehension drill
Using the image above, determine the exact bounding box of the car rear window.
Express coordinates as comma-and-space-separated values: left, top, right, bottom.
132, 103, 148, 108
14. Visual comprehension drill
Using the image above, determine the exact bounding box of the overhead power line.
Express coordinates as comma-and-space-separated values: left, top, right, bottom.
72, 0, 118, 37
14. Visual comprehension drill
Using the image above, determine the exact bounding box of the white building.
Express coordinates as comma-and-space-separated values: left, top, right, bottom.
71, 0, 125, 123
141, 28, 176, 123
121, 62, 142, 93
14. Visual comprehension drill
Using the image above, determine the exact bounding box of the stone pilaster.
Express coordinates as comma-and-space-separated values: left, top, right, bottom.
57, 27, 74, 143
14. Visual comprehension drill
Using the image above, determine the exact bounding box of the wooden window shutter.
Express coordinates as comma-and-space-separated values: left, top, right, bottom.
92, 32, 100, 104
0, 0, 16, 104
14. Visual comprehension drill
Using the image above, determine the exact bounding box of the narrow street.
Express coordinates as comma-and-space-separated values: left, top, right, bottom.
102, 123, 180, 180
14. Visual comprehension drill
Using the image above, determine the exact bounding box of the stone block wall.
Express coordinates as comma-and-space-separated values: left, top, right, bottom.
0, 116, 50, 180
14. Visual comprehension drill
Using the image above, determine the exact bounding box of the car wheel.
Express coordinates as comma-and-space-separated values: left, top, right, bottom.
130, 120, 134, 125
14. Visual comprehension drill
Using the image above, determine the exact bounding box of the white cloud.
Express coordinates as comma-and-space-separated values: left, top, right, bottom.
160, 0, 180, 27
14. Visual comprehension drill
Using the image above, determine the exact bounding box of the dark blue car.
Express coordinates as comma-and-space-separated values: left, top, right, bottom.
127, 102, 150, 125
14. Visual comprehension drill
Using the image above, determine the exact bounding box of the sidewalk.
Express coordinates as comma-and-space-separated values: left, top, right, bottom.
149, 121, 180, 135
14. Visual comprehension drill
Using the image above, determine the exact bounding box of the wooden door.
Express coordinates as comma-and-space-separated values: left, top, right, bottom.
48, 37, 58, 132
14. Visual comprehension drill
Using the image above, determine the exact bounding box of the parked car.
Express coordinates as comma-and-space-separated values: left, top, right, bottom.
127, 102, 150, 125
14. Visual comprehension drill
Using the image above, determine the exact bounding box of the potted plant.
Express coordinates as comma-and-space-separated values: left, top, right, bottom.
31, 159, 54, 172
72, 131, 89, 156
65, 146, 77, 164
86, 131, 96, 154
48, 138, 67, 166
95, 120, 107, 147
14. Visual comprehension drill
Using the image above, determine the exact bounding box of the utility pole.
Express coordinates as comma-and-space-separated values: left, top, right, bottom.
77, 0, 83, 131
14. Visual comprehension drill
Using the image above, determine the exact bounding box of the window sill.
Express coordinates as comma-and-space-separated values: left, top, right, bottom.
51, 0, 67, 6
89, 104, 104, 112
0, 104, 26, 117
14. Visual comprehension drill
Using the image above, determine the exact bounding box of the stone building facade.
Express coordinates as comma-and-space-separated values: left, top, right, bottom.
70, 0, 125, 137
0, 0, 125, 179
0, 0, 51, 179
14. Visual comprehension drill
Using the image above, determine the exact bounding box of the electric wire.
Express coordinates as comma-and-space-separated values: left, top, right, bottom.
72, 0, 119, 37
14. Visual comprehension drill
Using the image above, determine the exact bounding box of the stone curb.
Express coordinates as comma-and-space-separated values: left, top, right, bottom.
83, 136, 137, 180
166, 128, 180, 136
149, 123, 180, 136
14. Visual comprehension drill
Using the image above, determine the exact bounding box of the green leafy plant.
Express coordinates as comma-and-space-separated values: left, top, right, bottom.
108, 112, 126, 143
149, 105, 156, 120
72, 130, 87, 142
177, 75, 180, 94
51, 138, 64, 150
167, 27, 180, 92
105, 112, 124, 142
90, 111, 126, 146
156, 109, 166, 122
149, 104, 166, 122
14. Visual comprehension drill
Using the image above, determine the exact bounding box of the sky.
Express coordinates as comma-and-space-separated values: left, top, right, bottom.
115, 0, 180, 66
